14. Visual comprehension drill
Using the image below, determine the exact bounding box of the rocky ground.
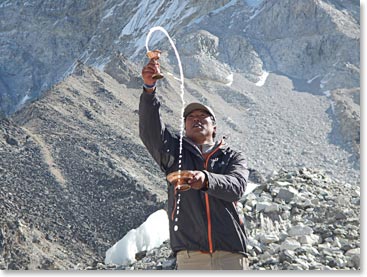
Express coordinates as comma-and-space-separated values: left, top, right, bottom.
330, 88, 360, 161
93, 168, 360, 270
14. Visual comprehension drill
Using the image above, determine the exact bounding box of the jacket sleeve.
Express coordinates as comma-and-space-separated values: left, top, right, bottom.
139, 90, 177, 171
203, 151, 249, 202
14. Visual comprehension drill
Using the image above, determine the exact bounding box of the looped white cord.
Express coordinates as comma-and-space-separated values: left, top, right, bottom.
145, 26, 184, 90
145, 26, 186, 180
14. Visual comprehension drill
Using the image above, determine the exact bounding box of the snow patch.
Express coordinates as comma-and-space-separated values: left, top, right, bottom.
104, 209, 169, 266
19, 93, 31, 107
323, 90, 331, 97
0, 0, 12, 8
194, 0, 237, 25
119, 0, 195, 58
320, 73, 333, 89
243, 4, 266, 32
102, 5, 116, 20
322, 90, 336, 114
210, 0, 237, 16
255, 70, 269, 87
307, 75, 321, 84
24, 1, 34, 7
240, 183, 260, 201
225, 72, 234, 86
93, 56, 110, 71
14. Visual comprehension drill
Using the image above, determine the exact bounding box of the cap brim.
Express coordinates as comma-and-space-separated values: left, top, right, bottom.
183, 103, 216, 121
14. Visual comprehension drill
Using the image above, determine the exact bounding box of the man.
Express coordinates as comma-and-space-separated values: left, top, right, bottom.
139, 59, 250, 270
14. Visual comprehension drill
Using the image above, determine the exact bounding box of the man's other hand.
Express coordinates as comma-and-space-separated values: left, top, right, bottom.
187, 170, 206, 190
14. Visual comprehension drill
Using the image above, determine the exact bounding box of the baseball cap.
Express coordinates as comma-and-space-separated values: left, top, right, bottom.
183, 102, 216, 122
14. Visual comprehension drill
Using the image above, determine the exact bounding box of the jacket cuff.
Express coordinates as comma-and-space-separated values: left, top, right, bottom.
143, 87, 156, 94
201, 170, 209, 191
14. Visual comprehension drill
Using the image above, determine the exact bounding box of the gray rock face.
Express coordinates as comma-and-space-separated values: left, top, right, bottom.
244, 0, 359, 90
330, 88, 360, 160
220, 35, 264, 82
0, 0, 104, 114
0, 0, 360, 114
0, 0, 234, 115
178, 30, 232, 83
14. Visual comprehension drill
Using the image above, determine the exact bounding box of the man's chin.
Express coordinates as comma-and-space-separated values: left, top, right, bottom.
188, 132, 207, 141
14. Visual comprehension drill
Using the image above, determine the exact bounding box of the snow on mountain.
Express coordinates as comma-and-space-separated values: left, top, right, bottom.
105, 209, 169, 266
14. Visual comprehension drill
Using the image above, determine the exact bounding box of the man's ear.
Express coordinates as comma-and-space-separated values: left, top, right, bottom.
212, 126, 217, 139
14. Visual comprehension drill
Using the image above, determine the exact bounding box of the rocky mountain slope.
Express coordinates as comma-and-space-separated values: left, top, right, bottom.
0, 0, 360, 270
1, 64, 167, 269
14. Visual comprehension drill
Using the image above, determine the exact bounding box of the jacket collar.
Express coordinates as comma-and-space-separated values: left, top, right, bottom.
183, 136, 227, 156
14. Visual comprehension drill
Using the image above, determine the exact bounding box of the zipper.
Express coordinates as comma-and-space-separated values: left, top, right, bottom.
203, 140, 223, 253
171, 181, 180, 220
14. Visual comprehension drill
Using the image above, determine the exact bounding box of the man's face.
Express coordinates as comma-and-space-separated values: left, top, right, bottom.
185, 109, 216, 143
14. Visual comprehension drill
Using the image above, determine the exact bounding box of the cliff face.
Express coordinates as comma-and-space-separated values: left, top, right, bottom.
0, 0, 103, 114
0, 0, 359, 113
0, 0, 229, 114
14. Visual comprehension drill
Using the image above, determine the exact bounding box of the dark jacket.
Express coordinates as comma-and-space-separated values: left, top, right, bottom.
139, 90, 249, 255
